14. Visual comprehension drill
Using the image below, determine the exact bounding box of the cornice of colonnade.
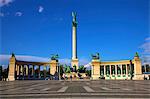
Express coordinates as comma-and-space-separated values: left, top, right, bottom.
15, 60, 50, 66
100, 60, 132, 65
91, 59, 134, 65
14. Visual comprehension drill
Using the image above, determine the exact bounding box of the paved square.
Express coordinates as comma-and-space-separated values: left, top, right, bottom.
0, 80, 150, 98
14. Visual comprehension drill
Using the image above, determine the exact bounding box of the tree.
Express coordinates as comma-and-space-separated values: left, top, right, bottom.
59, 65, 64, 76
65, 66, 71, 73
85, 70, 91, 77
78, 65, 86, 73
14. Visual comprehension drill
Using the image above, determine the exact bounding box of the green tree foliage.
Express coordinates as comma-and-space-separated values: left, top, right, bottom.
65, 66, 71, 73
85, 70, 91, 77
78, 65, 86, 73
59, 65, 64, 76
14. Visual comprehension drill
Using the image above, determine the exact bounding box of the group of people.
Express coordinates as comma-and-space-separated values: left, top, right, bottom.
62, 74, 73, 80
144, 75, 150, 80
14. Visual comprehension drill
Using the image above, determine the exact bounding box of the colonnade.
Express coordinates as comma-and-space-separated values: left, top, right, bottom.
91, 53, 143, 80
8, 54, 59, 81
91, 63, 133, 79
99, 64, 132, 77
15, 65, 50, 79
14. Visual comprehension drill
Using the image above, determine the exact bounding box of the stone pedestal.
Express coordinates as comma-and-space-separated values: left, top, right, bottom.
91, 59, 100, 80
133, 54, 143, 80
71, 59, 79, 70
133, 74, 144, 80
8, 55, 16, 81
50, 60, 59, 75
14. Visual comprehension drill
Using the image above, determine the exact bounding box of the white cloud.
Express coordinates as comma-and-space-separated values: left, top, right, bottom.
84, 62, 92, 70
0, 0, 14, 7
140, 37, 150, 65
59, 58, 70, 65
140, 38, 150, 54
145, 37, 150, 41
79, 58, 89, 65
38, 6, 44, 13
0, 55, 49, 65
0, 54, 90, 68
15, 12, 22, 16
141, 56, 150, 65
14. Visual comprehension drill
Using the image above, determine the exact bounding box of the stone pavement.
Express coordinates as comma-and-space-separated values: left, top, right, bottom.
0, 80, 150, 99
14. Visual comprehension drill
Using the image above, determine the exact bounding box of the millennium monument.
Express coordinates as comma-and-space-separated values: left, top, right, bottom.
71, 12, 79, 70
7, 12, 144, 81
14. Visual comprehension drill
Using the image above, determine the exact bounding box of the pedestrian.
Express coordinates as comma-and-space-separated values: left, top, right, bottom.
70, 75, 72, 81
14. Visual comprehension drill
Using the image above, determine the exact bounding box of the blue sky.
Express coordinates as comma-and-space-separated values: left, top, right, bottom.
0, 0, 149, 66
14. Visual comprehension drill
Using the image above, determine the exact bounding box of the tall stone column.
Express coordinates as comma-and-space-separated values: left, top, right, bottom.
8, 54, 16, 81
71, 12, 79, 70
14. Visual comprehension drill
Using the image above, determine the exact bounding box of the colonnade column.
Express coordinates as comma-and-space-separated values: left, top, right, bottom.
17, 65, 19, 76
104, 65, 106, 76
126, 64, 128, 75
26, 65, 28, 76
32, 65, 34, 77
44, 66, 47, 78
120, 64, 122, 76
38, 66, 41, 78
22, 65, 25, 79
145, 65, 146, 72
115, 65, 117, 75
110, 65, 112, 77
